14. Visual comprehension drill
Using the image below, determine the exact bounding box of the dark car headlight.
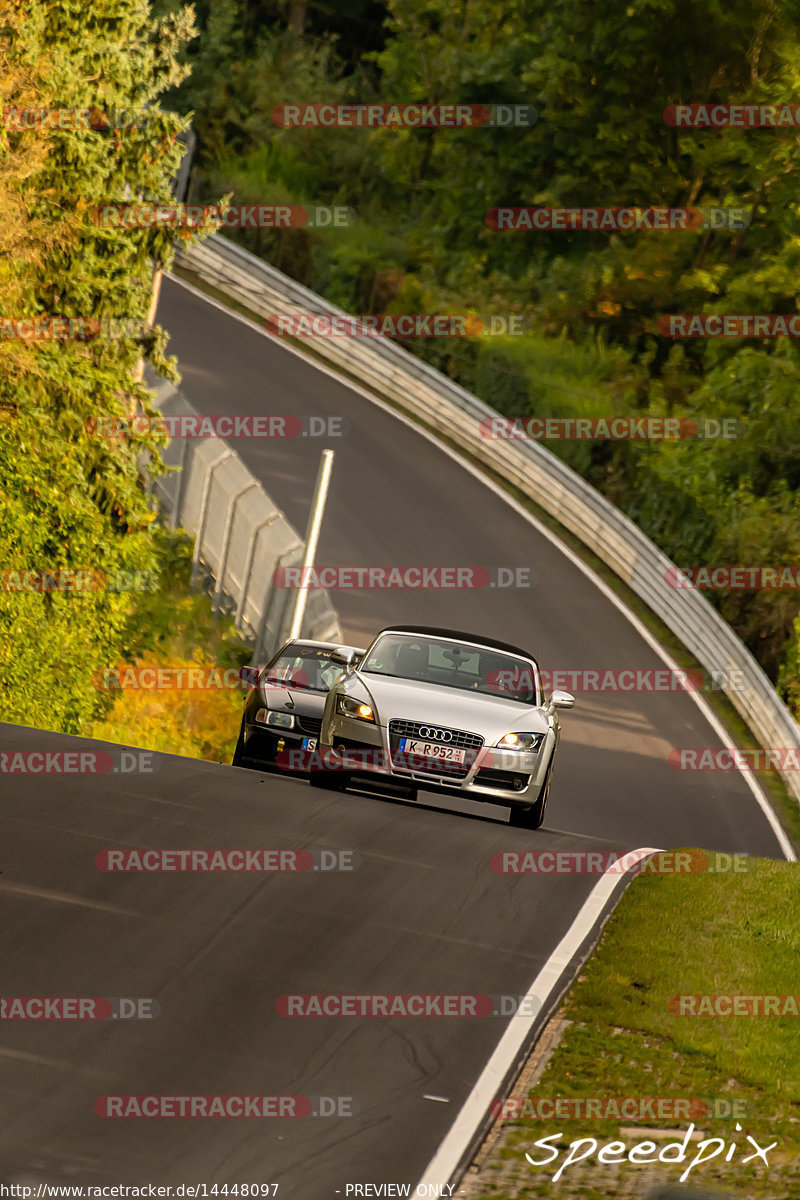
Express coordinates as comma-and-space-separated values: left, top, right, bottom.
256, 709, 295, 729
495, 732, 544, 751
335, 695, 376, 723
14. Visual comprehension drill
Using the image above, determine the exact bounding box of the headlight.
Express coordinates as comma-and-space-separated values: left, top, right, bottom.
335, 695, 375, 723
495, 732, 544, 752
256, 709, 295, 729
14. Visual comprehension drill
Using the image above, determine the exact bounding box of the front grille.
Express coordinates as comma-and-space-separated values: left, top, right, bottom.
388, 720, 483, 750
388, 719, 483, 780
296, 715, 322, 737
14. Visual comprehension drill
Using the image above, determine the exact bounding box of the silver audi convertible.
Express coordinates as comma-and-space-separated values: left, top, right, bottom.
313, 625, 574, 829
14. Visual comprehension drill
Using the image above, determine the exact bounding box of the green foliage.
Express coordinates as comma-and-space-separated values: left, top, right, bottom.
169, 0, 800, 708
0, 0, 210, 736
89, 528, 251, 762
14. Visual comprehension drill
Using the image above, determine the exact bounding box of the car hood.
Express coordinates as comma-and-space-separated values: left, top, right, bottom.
347, 673, 548, 738
262, 687, 326, 717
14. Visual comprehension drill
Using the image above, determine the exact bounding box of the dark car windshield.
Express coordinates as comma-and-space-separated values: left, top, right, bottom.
262, 647, 361, 693
360, 633, 539, 704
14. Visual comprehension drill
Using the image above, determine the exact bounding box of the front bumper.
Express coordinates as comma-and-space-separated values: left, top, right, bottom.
322, 716, 551, 806
241, 720, 320, 773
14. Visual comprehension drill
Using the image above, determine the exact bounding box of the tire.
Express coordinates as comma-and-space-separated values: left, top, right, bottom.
509, 764, 552, 830
309, 771, 351, 792
231, 720, 246, 767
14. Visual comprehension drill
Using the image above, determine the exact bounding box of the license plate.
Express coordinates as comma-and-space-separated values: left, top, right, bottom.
398, 737, 466, 764
301, 737, 317, 750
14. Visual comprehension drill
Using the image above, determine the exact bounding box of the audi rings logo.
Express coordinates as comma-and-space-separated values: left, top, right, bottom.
417, 726, 453, 742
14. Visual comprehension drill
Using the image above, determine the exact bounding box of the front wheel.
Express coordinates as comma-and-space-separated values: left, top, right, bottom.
231, 720, 246, 767
508, 765, 552, 830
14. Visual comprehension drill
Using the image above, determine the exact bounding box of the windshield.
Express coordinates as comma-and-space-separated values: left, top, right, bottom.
360, 633, 540, 704
262, 646, 361, 693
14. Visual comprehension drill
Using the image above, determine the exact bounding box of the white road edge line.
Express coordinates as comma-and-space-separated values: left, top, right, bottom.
163, 271, 796, 863
415, 846, 662, 1188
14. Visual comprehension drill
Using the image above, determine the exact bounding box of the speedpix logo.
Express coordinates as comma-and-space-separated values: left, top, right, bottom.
525, 1123, 775, 1184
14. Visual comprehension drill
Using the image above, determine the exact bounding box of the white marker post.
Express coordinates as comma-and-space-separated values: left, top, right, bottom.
287, 448, 335, 641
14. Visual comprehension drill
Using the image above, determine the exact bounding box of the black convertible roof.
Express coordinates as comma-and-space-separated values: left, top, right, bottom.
374, 625, 538, 666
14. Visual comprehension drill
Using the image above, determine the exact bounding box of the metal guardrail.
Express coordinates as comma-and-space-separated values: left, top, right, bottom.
145, 374, 341, 663
173, 233, 800, 807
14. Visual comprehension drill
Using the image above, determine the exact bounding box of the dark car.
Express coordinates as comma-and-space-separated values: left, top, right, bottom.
232, 638, 364, 773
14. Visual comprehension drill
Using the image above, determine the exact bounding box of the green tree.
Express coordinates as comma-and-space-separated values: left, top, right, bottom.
0, 0, 201, 733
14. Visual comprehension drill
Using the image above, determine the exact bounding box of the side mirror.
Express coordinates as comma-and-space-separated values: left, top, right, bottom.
330, 647, 356, 671
549, 689, 575, 711
239, 665, 260, 688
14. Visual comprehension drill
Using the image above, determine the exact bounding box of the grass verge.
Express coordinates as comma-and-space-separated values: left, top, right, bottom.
465, 856, 800, 1199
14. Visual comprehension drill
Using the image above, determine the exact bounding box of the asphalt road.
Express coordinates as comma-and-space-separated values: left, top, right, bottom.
0, 275, 789, 1196
1, 724, 635, 1194
156, 275, 786, 855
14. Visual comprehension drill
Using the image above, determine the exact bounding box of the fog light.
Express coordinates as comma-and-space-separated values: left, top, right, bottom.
512, 775, 525, 790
